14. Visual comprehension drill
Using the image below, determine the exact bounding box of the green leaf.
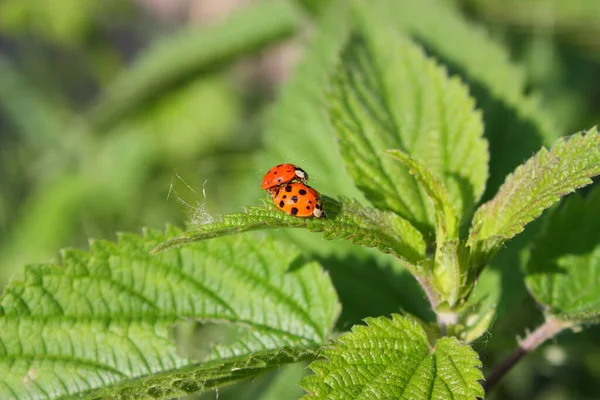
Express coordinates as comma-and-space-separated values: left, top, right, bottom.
469, 128, 600, 257
526, 186, 600, 323
0, 229, 339, 399
152, 197, 427, 273
89, 0, 302, 129
386, 150, 462, 306
329, 27, 487, 236
387, 150, 459, 241
364, 0, 559, 198
87, 349, 313, 400
301, 314, 484, 399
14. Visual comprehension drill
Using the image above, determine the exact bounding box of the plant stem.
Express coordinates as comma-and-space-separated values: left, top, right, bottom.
483, 317, 572, 393
413, 274, 458, 334
414, 274, 439, 309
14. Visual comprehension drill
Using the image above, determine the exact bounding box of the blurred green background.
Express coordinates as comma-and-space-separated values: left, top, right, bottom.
1, 0, 600, 399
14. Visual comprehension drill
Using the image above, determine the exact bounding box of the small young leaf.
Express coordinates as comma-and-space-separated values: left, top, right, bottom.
469, 128, 600, 256
0, 229, 339, 399
386, 150, 462, 306
387, 149, 459, 241
329, 26, 487, 235
301, 314, 484, 399
526, 187, 600, 323
153, 197, 427, 272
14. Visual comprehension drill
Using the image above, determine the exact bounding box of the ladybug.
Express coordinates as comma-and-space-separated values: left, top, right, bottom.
272, 182, 325, 218
261, 164, 308, 194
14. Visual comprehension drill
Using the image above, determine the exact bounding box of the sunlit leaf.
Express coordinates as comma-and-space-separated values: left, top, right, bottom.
469, 128, 600, 258
329, 27, 487, 236
0, 229, 339, 398
153, 198, 427, 272
363, 0, 560, 199
301, 314, 484, 399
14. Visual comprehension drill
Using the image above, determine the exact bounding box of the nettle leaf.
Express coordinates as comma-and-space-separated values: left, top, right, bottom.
386, 150, 462, 306
0, 229, 339, 399
367, 0, 559, 198
329, 25, 487, 237
526, 186, 600, 323
387, 149, 459, 241
301, 314, 484, 399
469, 128, 600, 257
153, 198, 427, 273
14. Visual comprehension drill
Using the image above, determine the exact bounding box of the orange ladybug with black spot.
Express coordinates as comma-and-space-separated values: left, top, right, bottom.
261, 164, 308, 195
272, 182, 325, 218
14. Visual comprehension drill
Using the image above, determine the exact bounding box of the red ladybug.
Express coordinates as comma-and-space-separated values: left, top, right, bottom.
272, 182, 324, 218
261, 164, 308, 194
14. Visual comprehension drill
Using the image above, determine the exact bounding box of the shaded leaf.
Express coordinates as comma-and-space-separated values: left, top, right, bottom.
152, 197, 427, 272
386, 150, 464, 306
329, 27, 486, 236
0, 229, 339, 398
314, 253, 434, 329
526, 186, 600, 323
301, 314, 484, 399
469, 128, 600, 257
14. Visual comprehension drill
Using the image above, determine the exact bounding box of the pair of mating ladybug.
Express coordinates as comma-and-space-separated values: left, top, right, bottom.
261, 164, 325, 218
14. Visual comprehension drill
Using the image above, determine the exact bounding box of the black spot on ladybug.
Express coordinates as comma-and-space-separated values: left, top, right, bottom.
279, 201, 285, 207
276, 164, 282, 167
299, 189, 307, 195
273, 171, 278, 174
291, 207, 299, 215
276, 177, 283, 183
282, 195, 287, 199
306, 206, 310, 210
285, 185, 292, 192
291, 195, 298, 203
308, 200, 312, 204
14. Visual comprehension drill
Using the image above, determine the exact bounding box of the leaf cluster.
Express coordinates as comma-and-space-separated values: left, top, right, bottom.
3, 0, 600, 399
